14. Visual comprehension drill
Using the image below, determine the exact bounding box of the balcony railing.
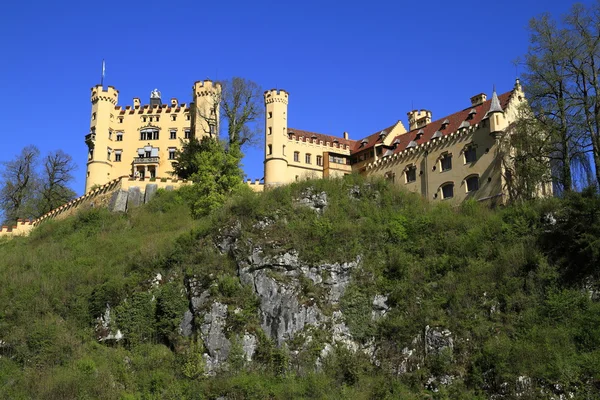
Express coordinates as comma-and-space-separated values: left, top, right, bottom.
85, 133, 96, 146
133, 156, 160, 164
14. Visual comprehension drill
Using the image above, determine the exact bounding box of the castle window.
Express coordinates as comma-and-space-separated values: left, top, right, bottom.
118, 117, 123, 123
210, 125, 216, 136
92, 112, 96, 120
114, 150, 122, 162
142, 116, 147, 123
145, 150, 151, 158
305, 153, 311, 164
268, 127, 272, 135
268, 112, 272, 119
405, 165, 417, 183
88, 149, 94, 160
282, 145, 286, 156
466, 175, 479, 192
140, 129, 159, 140
441, 182, 454, 199
268, 144, 272, 155
184, 129, 191, 139
171, 114, 177, 121
440, 153, 452, 172
170, 130, 177, 139
116, 132, 123, 141
168, 148, 176, 160
185, 114, 190, 121
107, 148, 112, 161
294, 151, 299, 162
316, 155, 323, 166
108, 130, 113, 140
464, 146, 477, 163
385, 171, 395, 183
155, 116, 160, 122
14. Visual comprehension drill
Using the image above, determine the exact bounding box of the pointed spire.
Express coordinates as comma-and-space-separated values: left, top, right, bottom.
489, 86, 503, 114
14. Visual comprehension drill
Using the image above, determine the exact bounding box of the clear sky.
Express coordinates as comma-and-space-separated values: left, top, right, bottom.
0, 0, 580, 195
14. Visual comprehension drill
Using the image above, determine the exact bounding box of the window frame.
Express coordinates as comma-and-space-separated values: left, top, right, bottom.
465, 175, 479, 192
405, 165, 417, 183
440, 153, 452, 172
440, 182, 454, 199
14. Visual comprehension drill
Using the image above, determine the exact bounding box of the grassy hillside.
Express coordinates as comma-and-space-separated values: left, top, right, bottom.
0, 176, 599, 399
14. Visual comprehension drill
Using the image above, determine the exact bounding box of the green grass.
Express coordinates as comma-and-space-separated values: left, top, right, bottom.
0, 178, 599, 399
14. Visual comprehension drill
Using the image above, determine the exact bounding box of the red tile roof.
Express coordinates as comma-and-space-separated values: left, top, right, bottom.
383, 90, 513, 156
287, 128, 356, 148
351, 122, 401, 153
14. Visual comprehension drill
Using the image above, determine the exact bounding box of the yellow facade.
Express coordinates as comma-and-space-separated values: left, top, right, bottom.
85, 81, 220, 194
262, 79, 550, 204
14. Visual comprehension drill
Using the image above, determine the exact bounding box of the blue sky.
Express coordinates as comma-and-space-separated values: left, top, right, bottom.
0, 0, 579, 195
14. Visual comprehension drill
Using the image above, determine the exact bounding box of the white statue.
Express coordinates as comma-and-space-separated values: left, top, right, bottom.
151, 88, 161, 99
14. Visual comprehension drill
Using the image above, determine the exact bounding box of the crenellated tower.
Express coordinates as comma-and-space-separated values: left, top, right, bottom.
263, 89, 289, 187
85, 85, 119, 193
192, 80, 221, 139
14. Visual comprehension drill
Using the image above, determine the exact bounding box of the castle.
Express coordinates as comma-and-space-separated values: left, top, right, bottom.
1, 78, 550, 237
84, 78, 549, 205
85, 81, 220, 193
263, 78, 551, 203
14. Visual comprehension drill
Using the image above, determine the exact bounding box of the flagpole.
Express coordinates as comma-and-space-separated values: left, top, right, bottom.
101, 59, 105, 87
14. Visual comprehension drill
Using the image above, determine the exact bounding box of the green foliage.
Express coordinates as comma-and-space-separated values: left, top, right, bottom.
176, 137, 244, 218
1, 175, 600, 398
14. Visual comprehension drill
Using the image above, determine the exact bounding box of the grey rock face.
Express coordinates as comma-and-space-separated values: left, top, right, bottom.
372, 294, 389, 320
126, 187, 143, 209
180, 310, 194, 337
242, 333, 257, 361
95, 304, 124, 342
296, 188, 328, 213
144, 184, 158, 203
425, 325, 453, 355
109, 189, 129, 212
200, 302, 231, 372
238, 247, 360, 345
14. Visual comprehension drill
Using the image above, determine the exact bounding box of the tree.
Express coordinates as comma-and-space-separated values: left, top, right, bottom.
38, 150, 77, 215
0, 146, 77, 224
177, 137, 244, 218
521, 3, 600, 193
0, 146, 40, 224
500, 104, 554, 202
195, 77, 264, 149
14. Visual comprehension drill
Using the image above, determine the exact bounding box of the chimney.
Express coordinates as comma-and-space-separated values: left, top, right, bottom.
133, 98, 140, 107
343, 131, 349, 140
470, 93, 487, 107
407, 109, 432, 131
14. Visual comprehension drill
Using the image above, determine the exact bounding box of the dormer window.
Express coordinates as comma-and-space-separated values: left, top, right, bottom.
360, 138, 368, 148
441, 119, 450, 129
378, 130, 387, 141
392, 138, 400, 148
416, 129, 424, 140
467, 108, 477, 120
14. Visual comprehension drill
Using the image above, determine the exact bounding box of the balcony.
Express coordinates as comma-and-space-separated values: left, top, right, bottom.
85, 133, 96, 146
133, 156, 160, 164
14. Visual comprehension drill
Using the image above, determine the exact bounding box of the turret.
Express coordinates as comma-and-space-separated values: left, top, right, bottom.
263, 89, 289, 187
85, 85, 119, 193
488, 88, 506, 134
192, 80, 221, 139
407, 109, 432, 131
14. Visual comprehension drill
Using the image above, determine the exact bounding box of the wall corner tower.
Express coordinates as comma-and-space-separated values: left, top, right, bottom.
192, 80, 221, 139
263, 89, 289, 187
85, 85, 119, 193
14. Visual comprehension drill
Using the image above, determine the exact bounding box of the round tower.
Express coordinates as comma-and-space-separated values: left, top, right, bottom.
192, 80, 221, 139
85, 85, 119, 193
263, 89, 289, 187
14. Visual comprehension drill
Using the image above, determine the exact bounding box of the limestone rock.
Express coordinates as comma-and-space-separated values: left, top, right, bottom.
126, 186, 143, 209
144, 183, 158, 203
425, 325, 453, 355
242, 332, 257, 361
109, 189, 129, 212
296, 188, 328, 213
200, 302, 230, 372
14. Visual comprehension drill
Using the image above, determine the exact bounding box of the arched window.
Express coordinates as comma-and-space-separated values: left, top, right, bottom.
440, 182, 454, 199
465, 175, 479, 192
464, 144, 477, 163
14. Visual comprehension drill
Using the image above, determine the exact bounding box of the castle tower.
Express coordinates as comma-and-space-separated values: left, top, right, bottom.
192, 80, 221, 139
263, 89, 289, 187
85, 85, 119, 193
488, 88, 506, 134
